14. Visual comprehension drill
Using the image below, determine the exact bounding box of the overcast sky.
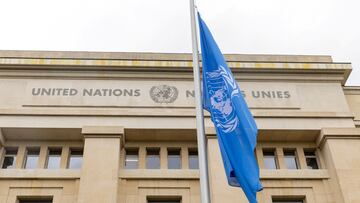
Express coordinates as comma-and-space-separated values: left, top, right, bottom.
0, 0, 359, 85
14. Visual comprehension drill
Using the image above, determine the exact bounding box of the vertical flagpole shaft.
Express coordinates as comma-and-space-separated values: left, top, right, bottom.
189, 1, 211, 203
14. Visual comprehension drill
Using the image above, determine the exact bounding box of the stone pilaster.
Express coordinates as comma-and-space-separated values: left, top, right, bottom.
317, 128, 360, 203
205, 127, 249, 203
77, 126, 124, 203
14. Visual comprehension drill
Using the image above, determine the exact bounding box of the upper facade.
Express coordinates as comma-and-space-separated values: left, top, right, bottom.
0, 50, 359, 203
0, 50, 356, 131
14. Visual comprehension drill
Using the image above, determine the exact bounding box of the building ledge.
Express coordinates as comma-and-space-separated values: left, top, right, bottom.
119, 169, 199, 179
260, 169, 330, 180
0, 169, 329, 180
0, 108, 354, 118
119, 169, 329, 180
0, 169, 81, 179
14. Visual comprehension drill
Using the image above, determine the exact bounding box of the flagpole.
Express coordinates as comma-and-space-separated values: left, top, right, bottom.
189, 1, 211, 203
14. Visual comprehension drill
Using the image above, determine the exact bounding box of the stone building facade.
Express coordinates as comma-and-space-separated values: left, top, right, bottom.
0, 50, 359, 203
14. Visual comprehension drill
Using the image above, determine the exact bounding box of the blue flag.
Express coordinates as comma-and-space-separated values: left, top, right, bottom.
198, 13, 263, 203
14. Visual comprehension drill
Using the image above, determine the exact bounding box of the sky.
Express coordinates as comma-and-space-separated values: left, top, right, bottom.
0, 0, 359, 85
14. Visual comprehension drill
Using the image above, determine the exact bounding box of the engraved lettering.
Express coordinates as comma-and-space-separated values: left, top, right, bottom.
93, 89, 102, 96
252, 91, 260, 98
83, 89, 93, 96
261, 91, 271, 98
186, 90, 195, 98
284, 91, 290, 98
124, 89, 133, 96
113, 89, 122, 96
32, 88, 41, 96
134, 89, 141, 96
41, 88, 51, 96
63, 88, 69, 96
70, 89, 78, 96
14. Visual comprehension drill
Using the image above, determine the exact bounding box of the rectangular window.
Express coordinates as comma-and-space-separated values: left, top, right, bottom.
147, 196, 181, 203
125, 148, 139, 169
68, 148, 83, 169
2, 147, 18, 169
188, 148, 199, 169
146, 148, 160, 169
263, 149, 278, 169
24, 148, 40, 169
272, 199, 303, 203
46, 148, 62, 169
18, 198, 53, 203
168, 148, 181, 169
304, 149, 319, 169
283, 149, 299, 169
148, 201, 180, 203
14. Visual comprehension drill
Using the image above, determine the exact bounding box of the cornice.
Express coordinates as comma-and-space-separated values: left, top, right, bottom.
343, 86, 360, 95
0, 60, 352, 85
0, 50, 333, 63
0, 51, 352, 84
317, 128, 360, 148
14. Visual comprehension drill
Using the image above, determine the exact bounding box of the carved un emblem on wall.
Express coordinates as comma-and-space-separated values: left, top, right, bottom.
149, 85, 179, 103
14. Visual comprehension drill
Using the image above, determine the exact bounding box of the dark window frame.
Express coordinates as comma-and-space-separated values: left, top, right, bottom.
124, 148, 139, 169
167, 148, 181, 169
24, 147, 41, 169
263, 148, 278, 169
304, 148, 320, 169
46, 147, 62, 169
2, 147, 18, 169
283, 149, 299, 170
146, 147, 161, 169
188, 148, 199, 169
18, 196, 53, 203
147, 195, 181, 203
272, 196, 305, 203
67, 148, 83, 169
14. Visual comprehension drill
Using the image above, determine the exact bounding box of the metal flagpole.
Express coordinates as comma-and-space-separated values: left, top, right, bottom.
189, 1, 211, 203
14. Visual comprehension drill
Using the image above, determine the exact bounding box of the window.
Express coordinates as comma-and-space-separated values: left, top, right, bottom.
24, 148, 40, 169
46, 148, 62, 169
2, 147, 18, 169
263, 149, 278, 169
283, 149, 299, 169
188, 148, 199, 169
147, 196, 181, 203
168, 148, 181, 169
125, 148, 139, 169
272, 199, 303, 203
146, 148, 160, 169
148, 201, 180, 203
68, 148, 83, 169
18, 198, 53, 203
304, 149, 319, 169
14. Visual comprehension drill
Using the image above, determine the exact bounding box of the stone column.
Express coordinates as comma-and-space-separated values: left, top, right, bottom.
77, 126, 124, 203
317, 128, 360, 203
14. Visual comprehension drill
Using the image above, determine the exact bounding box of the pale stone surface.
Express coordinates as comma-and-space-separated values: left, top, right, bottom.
323, 139, 360, 203
344, 86, 360, 124
77, 128, 121, 203
0, 51, 358, 203
82, 125, 124, 135
0, 180, 78, 203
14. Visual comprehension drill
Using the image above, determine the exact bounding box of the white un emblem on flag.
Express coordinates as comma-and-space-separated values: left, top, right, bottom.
207, 66, 240, 133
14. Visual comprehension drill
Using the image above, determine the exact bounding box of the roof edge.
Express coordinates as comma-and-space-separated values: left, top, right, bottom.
0, 50, 333, 63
